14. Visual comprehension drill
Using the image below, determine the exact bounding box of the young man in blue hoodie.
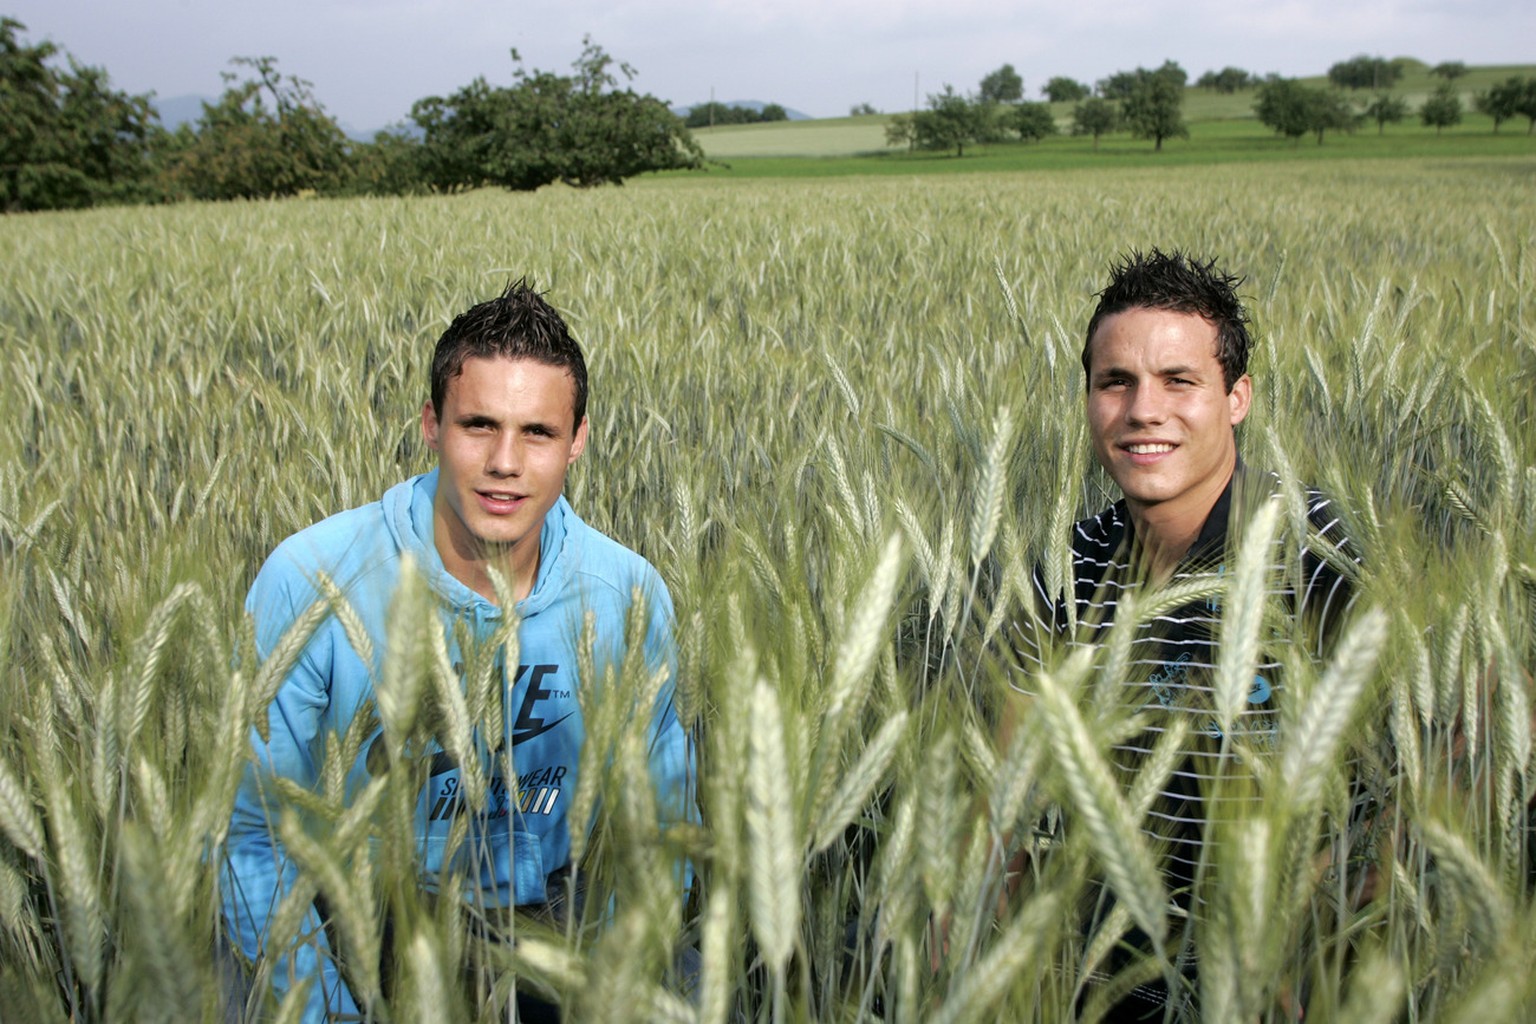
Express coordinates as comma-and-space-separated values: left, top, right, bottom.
222, 281, 693, 1021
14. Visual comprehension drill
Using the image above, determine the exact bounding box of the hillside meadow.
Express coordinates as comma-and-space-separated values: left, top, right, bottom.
692, 63, 1536, 162
2, 155, 1535, 1021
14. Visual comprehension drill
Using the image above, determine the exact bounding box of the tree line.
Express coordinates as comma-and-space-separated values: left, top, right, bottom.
1255, 71, 1536, 144
1, 20, 705, 213
885, 61, 1191, 157
882, 55, 1536, 160
683, 102, 788, 128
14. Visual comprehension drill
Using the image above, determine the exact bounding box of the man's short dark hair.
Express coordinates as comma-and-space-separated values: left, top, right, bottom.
430, 279, 587, 427
1082, 248, 1252, 392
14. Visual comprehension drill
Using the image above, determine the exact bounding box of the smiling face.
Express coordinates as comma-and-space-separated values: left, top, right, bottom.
422, 355, 587, 601
1086, 306, 1251, 544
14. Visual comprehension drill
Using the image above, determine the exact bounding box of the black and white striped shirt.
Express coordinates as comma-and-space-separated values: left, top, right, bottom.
1012, 466, 1359, 897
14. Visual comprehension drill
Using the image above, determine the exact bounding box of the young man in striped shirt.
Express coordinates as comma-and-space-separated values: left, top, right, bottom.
1011, 249, 1357, 1019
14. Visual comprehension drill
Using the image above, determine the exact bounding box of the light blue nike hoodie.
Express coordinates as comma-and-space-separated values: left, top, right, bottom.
221, 469, 691, 1021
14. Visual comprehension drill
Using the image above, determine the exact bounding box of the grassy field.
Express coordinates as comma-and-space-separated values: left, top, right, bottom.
2, 155, 1535, 1021
691, 62, 1536, 162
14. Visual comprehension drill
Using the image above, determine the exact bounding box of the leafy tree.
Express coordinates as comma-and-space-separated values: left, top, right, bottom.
849, 101, 878, 116
1363, 93, 1408, 134
1256, 79, 1359, 145
978, 64, 1024, 104
1197, 67, 1256, 93
167, 56, 350, 200
1010, 101, 1058, 142
1041, 77, 1088, 103
1420, 83, 1463, 134
1099, 60, 1185, 101
1154, 60, 1188, 88
1254, 78, 1315, 143
1515, 78, 1536, 134
345, 124, 427, 196
1328, 55, 1403, 90
907, 84, 997, 156
1306, 90, 1358, 144
1474, 77, 1525, 133
1, 18, 163, 212
683, 102, 786, 128
1430, 61, 1468, 81
1096, 70, 1141, 100
1071, 96, 1118, 149
1121, 64, 1187, 151
413, 38, 701, 192
888, 86, 1000, 157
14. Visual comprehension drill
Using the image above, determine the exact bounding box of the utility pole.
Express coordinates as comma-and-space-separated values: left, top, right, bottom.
912, 71, 919, 151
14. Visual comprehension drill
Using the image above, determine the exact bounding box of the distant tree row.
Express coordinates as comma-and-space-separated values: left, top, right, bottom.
683, 102, 787, 128
1255, 74, 1536, 143
1196, 67, 1260, 93
1, 20, 702, 212
886, 61, 1189, 156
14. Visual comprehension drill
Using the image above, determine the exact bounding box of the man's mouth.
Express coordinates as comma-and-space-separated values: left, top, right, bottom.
1124, 442, 1175, 455
477, 490, 527, 512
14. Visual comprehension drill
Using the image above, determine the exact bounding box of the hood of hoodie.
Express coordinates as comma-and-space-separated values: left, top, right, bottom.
380, 468, 579, 624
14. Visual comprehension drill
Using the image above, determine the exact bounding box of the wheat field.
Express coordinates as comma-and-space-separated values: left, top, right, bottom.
2, 157, 1534, 1022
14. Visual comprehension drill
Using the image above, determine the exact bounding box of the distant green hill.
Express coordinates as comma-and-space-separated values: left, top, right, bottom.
690, 63, 1536, 161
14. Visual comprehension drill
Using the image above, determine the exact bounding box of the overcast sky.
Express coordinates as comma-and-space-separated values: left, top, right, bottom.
8, 0, 1532, 132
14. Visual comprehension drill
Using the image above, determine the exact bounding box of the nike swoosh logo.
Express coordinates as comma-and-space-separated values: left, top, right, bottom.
511, 712, 574, 746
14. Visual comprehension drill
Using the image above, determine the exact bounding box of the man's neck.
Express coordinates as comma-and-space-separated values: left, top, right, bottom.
432, 520, 540, 605
1126, 466, 1236, 585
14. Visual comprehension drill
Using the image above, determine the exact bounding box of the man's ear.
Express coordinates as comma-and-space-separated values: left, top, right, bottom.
422, 400, 440, 450
568, 416, 588, 464
1228, 374, 1252, 426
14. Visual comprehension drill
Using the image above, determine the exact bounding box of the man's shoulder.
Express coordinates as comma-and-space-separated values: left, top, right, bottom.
1069, 501, 1131, 565
563, 512, 669, 600
249, 480, 417, 608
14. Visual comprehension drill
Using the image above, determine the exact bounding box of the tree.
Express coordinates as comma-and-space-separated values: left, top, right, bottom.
1420, 83, 1463, 134
1071, 96, 1118, 149
1154, 60, 1188, 88
1515, 78, 1536, 134
1363, 93, 1408, 134
907, 84, 997, 156
1, 18, 163, 212
412, 38, 701, 192
1474, 77, 1525, 133
167, 56, 350, 200
1253, 78, 1315, 143
683, 102, 786, 128
978, 63, 1024, 104
1121, 65, 1187, 151
1306, 90, 1358, 144
1011, 101, 1058, 142
1041, 76, 1089, 103
1254, 78, 1358, 145
1197, 67, 1255, 93
884, 112, 914, 149
346, 124, 427, 196
1328, 55, 1403, 90
849, 101, 878, 116
1431, 61, 1468, 81
1097, 70, 1140, 100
